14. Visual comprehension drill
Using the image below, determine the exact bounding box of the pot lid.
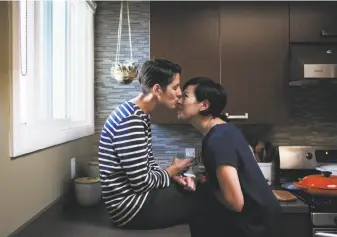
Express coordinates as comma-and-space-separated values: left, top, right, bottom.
316, 164, 337, 175
296, 171, 337, 190
88, 161, 99, 166
74, 177, 100, 184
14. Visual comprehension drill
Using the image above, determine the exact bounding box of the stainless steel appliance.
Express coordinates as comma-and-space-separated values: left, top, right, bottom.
278, 146, 337, 237
289, 44, 337, 86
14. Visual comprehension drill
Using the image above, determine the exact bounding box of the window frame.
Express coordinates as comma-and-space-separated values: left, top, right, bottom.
9, 1, 96, 158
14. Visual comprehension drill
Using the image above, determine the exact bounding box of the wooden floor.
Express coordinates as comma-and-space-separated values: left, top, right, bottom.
12, 200, 190, 237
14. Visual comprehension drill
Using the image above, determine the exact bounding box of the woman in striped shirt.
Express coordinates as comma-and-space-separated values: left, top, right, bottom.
98, 59, 203, 231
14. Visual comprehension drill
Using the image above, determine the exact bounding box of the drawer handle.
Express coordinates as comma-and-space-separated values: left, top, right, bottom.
321, 29, 337, 37
315, 232, 337, 237
225, 113, 248, 120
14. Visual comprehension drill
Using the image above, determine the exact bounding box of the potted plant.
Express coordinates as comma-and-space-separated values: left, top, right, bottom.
111, 60, 139, 84
110, 2, 140, 84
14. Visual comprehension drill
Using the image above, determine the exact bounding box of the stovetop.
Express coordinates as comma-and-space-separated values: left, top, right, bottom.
277, 146, 337, 228
288, 189, 337, 213
278, 169, 337, 212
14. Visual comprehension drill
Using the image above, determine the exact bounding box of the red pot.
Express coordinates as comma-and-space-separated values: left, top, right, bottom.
293, 171, 337, 196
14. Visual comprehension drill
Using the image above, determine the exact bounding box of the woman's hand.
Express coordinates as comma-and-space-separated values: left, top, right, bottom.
172, 156, 194, 172
173, 176, 196, 191
165, 157, 194, 177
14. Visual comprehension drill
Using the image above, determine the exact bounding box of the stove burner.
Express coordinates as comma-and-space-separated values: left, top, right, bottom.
290, 189, 337, 212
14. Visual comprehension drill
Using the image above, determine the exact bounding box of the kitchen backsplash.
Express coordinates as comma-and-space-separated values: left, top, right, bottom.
94, 1, 337, 168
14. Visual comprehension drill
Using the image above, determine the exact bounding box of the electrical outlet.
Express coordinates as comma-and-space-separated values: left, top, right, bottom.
71, 157, 76, 179
185, 148, 195, 158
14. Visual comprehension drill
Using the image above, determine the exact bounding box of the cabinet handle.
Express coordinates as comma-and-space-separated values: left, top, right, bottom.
321, 29, 337, 37
225, 113, 248, 120
315, 232, 337, 237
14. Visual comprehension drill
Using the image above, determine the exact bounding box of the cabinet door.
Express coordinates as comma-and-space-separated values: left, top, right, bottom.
283, 213, 311, 237
220, 2, 289, 124
290, 2, 337, 43
150, 2, 220, 124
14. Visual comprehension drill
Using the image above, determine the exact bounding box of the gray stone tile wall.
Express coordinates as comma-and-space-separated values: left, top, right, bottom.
94, 1, 337, 167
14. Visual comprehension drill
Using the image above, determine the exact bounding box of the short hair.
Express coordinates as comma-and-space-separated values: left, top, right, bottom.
137, 59, 182, 94
183, 77, 228, 120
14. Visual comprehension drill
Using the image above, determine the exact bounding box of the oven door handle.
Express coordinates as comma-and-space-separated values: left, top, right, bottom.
316, 232, 337, 237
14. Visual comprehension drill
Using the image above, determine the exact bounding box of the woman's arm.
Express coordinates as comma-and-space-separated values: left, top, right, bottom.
216, 165, 244, 212
113, 115, 171, 193
203, 134, 244, 211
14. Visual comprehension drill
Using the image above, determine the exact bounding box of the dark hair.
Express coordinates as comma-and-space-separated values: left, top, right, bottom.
137, 59, 182, 94
182, 77, 229, 121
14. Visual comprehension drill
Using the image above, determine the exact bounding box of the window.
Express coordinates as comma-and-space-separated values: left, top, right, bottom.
10, 0, 96, 157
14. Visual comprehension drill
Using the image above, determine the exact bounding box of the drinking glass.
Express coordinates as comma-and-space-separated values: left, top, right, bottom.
176, 153, 195, 177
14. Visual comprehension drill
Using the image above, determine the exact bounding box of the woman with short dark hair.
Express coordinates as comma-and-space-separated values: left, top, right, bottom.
178, 77, 283, 237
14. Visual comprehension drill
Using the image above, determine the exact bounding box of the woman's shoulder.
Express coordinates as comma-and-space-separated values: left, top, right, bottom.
208, 122, 238, 138
204, 123, 247, 148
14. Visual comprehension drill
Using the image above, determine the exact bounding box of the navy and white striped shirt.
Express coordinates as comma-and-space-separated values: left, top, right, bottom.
98, 101, 171, 226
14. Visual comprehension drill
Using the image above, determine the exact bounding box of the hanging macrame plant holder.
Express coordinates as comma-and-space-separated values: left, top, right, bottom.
111, 1, 139, 84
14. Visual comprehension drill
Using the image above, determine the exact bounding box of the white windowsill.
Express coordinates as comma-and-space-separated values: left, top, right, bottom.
10, 123, 95, 158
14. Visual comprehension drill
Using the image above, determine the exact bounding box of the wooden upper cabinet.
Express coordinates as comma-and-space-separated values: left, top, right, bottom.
220, 2, 289, 124
290, 2, 337, 43
150, 2, 220, 124
150, 2, 289, 125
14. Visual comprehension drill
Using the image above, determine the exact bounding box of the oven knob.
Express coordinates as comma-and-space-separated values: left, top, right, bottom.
306, 153, 313, 160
